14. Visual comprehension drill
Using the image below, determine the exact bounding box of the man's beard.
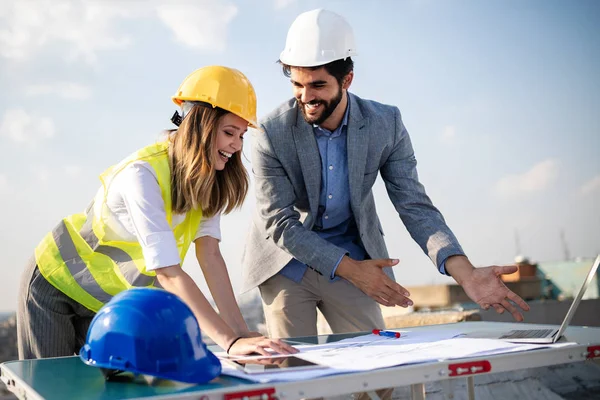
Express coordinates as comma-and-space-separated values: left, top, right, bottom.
298, 86, 343, 126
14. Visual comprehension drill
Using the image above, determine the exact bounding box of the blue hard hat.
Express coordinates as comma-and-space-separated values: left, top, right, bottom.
79, 288, 222, 384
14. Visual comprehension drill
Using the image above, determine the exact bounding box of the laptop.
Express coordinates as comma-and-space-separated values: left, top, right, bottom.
497, 254, 600, 343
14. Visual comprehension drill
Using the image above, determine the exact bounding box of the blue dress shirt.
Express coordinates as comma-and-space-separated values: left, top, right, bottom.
279, 104, 366, 282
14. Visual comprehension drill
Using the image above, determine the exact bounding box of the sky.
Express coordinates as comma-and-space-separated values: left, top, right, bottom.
0, 0, 598, 312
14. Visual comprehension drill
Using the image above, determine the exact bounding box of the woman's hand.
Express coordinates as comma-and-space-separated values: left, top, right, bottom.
228, 336, 298, 357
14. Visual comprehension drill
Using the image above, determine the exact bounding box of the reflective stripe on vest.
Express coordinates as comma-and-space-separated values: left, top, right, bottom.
35, 141, 203, 312
78, 216, 156, 287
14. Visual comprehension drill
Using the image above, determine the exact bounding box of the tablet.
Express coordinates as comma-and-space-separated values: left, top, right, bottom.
219, 355, 326, 374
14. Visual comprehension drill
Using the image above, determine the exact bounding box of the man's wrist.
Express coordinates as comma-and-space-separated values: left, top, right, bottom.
330, 254, 346, 280
334, 255, 356, 279
445, 255, 475, 285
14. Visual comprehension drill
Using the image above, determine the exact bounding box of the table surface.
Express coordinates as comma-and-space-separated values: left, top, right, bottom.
2, 321, 599, 400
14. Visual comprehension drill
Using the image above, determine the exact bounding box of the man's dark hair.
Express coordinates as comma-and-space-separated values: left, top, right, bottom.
279, 58, 354, 85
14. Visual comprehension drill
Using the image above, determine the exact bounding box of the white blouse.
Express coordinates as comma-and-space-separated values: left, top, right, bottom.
94, 160, 221, 271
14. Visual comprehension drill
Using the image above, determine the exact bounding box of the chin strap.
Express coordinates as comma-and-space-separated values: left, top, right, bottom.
171, 101, 199, 127
170, 110, 183, 127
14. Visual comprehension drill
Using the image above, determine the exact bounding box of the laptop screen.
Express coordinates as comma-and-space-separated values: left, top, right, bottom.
554, 254, 600, 341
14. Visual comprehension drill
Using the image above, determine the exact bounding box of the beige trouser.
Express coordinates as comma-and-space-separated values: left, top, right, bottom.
260, 268, 393, 399
259, 268, 385, 338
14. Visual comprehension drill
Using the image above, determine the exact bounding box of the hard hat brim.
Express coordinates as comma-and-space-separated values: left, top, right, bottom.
171, 96, 260, 130
278, 52, 358, 68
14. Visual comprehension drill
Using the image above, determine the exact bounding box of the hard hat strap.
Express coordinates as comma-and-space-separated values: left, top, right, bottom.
172, 101, 218, 127
170, 110, 183, 127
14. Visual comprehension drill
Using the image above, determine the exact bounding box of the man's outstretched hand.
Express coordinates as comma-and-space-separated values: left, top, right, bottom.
446, 256, 530, 321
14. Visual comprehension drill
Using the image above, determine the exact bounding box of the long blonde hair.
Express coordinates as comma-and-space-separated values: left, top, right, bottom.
168, 103, 249, 217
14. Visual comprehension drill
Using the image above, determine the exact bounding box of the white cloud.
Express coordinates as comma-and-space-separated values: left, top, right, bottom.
441, 125, 456, 142
580, 175, 600, 196
0, 109, 55, 145
0, 0, 238, 63
156, 0, 237, 51
21, 165, 81, 187
274, 0, 297, 9
25, 83, 92, 100
0, 0, 137, 63
0, 174, 9, 193
494, 159, 559, 198
30, 165, 51, 185
64, 165, 83, 177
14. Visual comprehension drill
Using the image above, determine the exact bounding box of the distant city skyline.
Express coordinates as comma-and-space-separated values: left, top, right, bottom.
0, 0, 598, 311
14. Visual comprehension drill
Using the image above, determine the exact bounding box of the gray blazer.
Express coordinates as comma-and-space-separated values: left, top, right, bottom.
240, 93, 464, 293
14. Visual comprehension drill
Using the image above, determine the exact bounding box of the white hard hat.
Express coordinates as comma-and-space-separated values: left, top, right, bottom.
279, 9, 357, 67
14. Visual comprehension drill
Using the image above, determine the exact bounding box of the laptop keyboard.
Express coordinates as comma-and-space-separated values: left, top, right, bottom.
499, 329, 554, 339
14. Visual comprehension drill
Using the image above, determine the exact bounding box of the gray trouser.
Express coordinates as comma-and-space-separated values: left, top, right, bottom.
17, 256, 96, 360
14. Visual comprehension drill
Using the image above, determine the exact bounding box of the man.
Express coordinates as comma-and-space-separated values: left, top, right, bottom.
242, 9, 529, 338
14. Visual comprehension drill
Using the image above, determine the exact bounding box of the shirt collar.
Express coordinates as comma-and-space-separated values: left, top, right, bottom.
313, 100, 350, 137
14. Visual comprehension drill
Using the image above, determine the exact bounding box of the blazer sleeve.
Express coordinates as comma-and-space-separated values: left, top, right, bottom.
251, 125, 348, 278
379, 107, 465, 271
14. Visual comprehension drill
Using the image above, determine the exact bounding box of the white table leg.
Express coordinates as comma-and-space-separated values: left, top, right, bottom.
467, 376, 475, 400
410, 383, 426, 400
366, 390, 381, 400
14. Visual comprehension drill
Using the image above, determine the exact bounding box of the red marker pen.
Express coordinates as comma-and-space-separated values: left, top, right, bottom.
372, 329, 401, 338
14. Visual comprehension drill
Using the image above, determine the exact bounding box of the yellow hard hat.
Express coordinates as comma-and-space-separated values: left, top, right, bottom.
172, 66, 258, 129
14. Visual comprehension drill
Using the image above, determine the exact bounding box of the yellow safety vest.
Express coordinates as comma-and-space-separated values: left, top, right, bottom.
34, 141, 203, 312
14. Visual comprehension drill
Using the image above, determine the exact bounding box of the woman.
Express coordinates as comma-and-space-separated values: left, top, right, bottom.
17, 65, 296, 359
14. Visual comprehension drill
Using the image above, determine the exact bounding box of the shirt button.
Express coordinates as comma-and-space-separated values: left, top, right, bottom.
329, 165, 334, 170
324, 215, 329, 220
329, 137, 333, 141
328, 194, 333, 199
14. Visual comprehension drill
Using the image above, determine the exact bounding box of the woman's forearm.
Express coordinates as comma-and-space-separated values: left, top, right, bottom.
156, 265, 237, 350
209, 282, 249, 334
195, 238, 250, 334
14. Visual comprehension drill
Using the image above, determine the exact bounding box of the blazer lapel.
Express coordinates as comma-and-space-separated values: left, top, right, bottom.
346, 93, 369, 223
292, 108, 321, 216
